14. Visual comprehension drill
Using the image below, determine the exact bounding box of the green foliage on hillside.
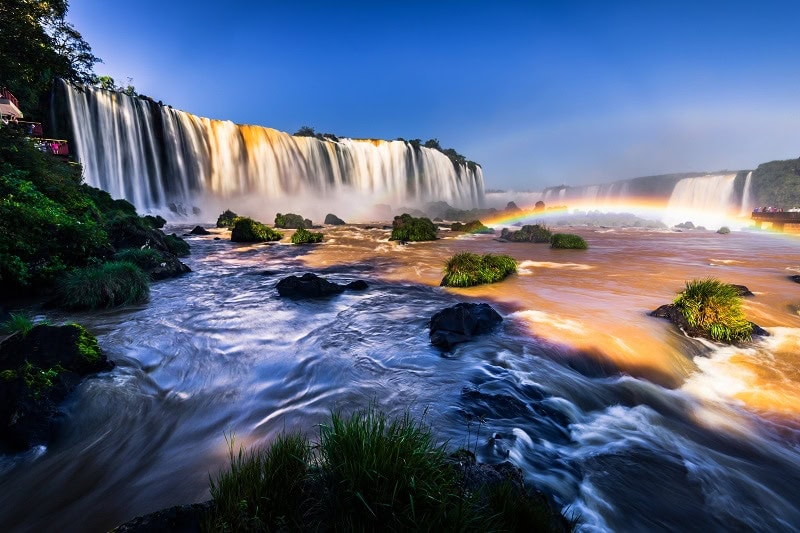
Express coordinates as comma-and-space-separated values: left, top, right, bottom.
749, 158, 800, 207
390, 213, 438, 242
441, 253, 517, 287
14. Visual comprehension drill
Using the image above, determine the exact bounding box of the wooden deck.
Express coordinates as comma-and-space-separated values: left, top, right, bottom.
751, 211, 800, 230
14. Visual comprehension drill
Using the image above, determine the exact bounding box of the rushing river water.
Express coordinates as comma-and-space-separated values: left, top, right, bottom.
1, 224, 800, 532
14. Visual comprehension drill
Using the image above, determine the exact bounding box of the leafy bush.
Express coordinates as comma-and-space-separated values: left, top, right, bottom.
112, 248, 165, 269
208, 433, 311, 531
56, 261, 150, 309
274, 213, 308, 229
501, 224, 552, 243
673, 279, 753, 343
291, 228, 324, 244
163, 233, 190, 257
450, 220, 494, 234
441, 252, 517, 287
142, 215, 166, 229
216, 209, 239, 228
550, 233, 588, 249
390, 213, 438, 242
231, 218, 283, 242
717, 226, 731, 234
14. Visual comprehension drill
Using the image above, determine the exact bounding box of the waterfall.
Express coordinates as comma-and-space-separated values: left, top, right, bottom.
56, 80, 484, 214
664, 174, 738, 227
739, 171, 753, 215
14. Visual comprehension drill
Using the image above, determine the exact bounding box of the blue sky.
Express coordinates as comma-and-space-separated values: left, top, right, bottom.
67, 1, 800, 190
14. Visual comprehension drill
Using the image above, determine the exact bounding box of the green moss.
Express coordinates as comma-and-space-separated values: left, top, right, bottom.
163, 234, 190, 257
390, 213, 438, 242
71, 323, 103, 364
274, 213, 308, 229
0, 369, 16, 382
550, 233, 588, 249
216, 209, 239, 228
673, 278, 753, 343
57, 261, 150, 309
20, 361, 65, 398
291, 227, 324, 244
441, 252, 517, 287
230, 218, 283, 242
450, 220, 494, 234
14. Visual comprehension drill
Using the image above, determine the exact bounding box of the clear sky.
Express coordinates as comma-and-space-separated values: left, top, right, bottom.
67, 0, 800, 190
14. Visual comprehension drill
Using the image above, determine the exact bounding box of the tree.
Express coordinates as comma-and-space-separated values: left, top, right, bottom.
96, 75, 116, 91
294, 126, 316, 137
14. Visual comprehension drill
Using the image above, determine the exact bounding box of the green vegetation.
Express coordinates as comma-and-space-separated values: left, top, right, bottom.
208, 432, 311, 531
441, 253, 517, 287
56, 261, 150, 310
450, 220, 494, 234
501, 224, 552, 243
206, 407, 571, 532
291, 228, 324, 244
746, 158, 800, 208
717, 226, 731, 234
72, 323, 103, 364
1, 313, 35, 336
274, 213, 309, 229
673, 279, 753, 343
216, 209, 239, 228
112, 248, 164, 269
164, 233, 190, 257
19, 360, 65, 398
231, 218, 283, 243
550, 233, 588, 249
390, 213, 438, 242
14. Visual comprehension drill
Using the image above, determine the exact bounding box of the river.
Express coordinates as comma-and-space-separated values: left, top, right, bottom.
1, 224, 799, 532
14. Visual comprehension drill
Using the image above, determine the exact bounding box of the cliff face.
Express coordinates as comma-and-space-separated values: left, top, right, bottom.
748, 157, 800, 207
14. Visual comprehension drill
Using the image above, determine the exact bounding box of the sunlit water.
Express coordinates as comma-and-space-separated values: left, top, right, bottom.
1, 225, 799, 532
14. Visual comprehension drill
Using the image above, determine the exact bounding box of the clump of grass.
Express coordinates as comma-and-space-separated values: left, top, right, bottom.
441, 252, 517, 287
56, 261, 150, 309
317, 407, 467, 531
164, 233, 190, 257
673, 278, 753, 343
1, 313, 35, 336
291, 227, 324, 244
231, 217, 283, 243
550, 233, 588, 249
390, 213, 438, 242
207, 432, 311, 531
112, 248, 165, 269
501, 224, 552, 242
483, 481, 578, 532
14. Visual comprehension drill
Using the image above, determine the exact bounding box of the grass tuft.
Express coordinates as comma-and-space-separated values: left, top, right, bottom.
56, 261, 150, 310
550, 233, 588, 249
441, 252, 517, 287
1, 313, 35, 336
673, 278, 753, 343
112, 248, 165, 269
164, 234, 190, 257
291, 227, 324, 244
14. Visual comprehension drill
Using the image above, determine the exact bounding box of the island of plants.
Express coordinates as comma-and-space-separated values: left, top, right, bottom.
500, 224, 552, 243
291, 227, 324, 244
441, 252, 517, 287
550, 233, 588, 249
230, 217, 283, 243
390, 213, 438, 242
450, 219, 494, 234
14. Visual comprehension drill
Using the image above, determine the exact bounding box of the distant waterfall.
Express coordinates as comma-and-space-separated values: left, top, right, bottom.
666, 174, 737, 213
739, 171, 753, 215
56, 81, 484, 212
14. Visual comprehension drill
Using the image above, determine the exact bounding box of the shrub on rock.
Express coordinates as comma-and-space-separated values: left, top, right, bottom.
450, 220, 494, 234
500, 224, 551, 243
550, 233, 588, 249
216, 209, 239, 228
291, 228, 324, 244
231, 218, 283, 242
112, 248, 191, 281
441, 253, 517, 287
56, 262, 150, 309
390, 213, 437, 242
275, 213, 308, 229
672, 278, 753, 343
163, 234, 190, 257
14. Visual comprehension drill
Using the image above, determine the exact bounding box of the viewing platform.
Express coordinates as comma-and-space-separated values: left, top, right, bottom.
751, 210, 800, 231
1, 87, 23, 122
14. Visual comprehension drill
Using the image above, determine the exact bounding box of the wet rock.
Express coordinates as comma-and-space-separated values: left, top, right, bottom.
0, 324, 113, 452
114, 501, 212, 532
149, 256, 192, 281
790, 275, 800, 284
213, 237, 221, 241
275, 273, 368, 299
189, 226, 210, 235
429, 303, 503, 349
729, 284, 754, 297
324, 213, 346, 225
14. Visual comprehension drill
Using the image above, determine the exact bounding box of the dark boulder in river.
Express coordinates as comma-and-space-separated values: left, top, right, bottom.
189, 225, 211, 235
0, 324, 113, 452
324, 213, 346, 225
729, 284, 754, 297
429, 303, 502, 350
790, 275, 800, 284
275, 273, 368, 298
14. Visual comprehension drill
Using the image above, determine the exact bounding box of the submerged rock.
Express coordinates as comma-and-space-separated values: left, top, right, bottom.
790, 275, 800, 284
729, 284, 754, 297
275, 273, 368, 298
189, 226, 210, 235
0, 324, 113, 452
429, 303, 503, 349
